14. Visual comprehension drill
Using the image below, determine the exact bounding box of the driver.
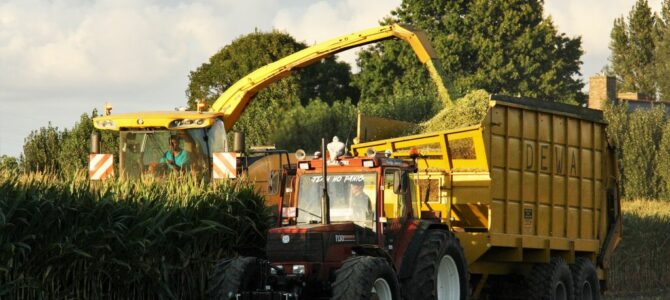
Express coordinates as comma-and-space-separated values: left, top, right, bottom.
350, 180, 372, 220
161, 136, 190, 172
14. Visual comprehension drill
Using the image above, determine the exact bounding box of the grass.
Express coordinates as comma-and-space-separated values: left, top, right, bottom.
0, 171, 272, 299
607, 199, 670, 296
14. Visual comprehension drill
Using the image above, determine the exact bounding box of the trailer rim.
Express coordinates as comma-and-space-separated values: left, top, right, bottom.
437, 254, 460, 300
555, 281, 567, 300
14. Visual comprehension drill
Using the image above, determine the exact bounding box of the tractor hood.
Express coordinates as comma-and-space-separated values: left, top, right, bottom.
267, 222, 370, 263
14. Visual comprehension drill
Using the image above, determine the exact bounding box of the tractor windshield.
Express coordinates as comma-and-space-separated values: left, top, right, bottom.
296, 173, 377, 227
119, 129, 210, 179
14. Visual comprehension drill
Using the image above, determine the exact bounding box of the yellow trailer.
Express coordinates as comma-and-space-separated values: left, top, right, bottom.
352, 94, 622, 298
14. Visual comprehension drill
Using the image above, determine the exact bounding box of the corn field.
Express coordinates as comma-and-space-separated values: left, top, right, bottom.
607, 200, 670, 295
0, 171, 272, 299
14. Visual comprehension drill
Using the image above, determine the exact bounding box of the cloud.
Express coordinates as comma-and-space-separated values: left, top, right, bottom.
0, 0, 401, 156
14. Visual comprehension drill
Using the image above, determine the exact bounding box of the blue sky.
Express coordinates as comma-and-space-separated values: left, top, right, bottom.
0, 0, 662, 157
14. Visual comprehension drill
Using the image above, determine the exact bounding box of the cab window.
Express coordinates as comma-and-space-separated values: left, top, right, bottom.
383, 169, 405, 220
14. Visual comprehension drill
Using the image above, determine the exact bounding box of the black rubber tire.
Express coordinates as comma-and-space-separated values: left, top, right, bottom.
570, 257, 600, 300
527, 257, 575, 300
207, 256, 260, 300
331, 256, 400, 300
402, 230, 468, 300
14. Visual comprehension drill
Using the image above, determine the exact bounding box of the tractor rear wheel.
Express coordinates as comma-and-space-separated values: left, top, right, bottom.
208, 256, 260, 300
332, 256, 400, 300
527, 257, 574, 300
570, 257, 600, 300
402, 230, 468, 300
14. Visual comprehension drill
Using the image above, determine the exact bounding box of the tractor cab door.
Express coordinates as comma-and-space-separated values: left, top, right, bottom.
381, 168, 409, 254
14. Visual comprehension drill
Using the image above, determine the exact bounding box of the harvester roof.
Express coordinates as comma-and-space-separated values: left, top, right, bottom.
93, 111, 224, 131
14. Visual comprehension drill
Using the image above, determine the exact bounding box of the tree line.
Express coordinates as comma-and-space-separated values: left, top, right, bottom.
8, 0, 585, 176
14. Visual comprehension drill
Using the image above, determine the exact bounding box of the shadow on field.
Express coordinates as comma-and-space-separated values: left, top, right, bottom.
605, 200, 670, 298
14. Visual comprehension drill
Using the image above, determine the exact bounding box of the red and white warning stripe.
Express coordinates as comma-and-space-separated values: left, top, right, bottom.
212, 152, 237, 179
89, 154, 114, 180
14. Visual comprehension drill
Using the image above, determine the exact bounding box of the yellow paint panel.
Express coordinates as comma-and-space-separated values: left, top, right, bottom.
491, 135, 506, 167
567, 208, 579, 239
581, 209, 594, 239
552, 207, 565, 237
581, 149, 593, 179
508, 138, 522, 169
491, 168, 505, 199
508, 108, 521, 138
581, 121, 593, 149
539, 113, 551, 142
568, 178, 580, 207
523, 110, 537, 139
506, 201, 520, 234
522, 171, 536, 201
538, 205, 550, 236
581, 180, 593, 209
491, 200, 505, 233
538, 174, 550, 204
553, 176, 566, 206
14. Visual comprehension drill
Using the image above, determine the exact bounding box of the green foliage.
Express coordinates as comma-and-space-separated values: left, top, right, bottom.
619, 106, 666, 199
186, 30, 357, 146
0, 155, 19, 173
20, 111, 118, 176
657, 121, 670, 198
274, 99, 357, 152
655, 0, 670, 99
610, 0, 657, 98
0, 171, 271, 299
355, 0, 584, 110
421, 90, 490, 133
58, 110, 118, 176
20, 123, 62, 173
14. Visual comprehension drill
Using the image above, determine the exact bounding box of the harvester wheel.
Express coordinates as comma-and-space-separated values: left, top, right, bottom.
402, 230, 468, 300
332, 256, 400, 300
570, 257, 600, 300
207, 256, 260, 300
527, 257, 574, 300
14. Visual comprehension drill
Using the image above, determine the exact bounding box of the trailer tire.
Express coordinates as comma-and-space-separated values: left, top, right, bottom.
571, 257, 600, 300
402, 230, 468, 300
332, 256, 400, 300
208, 256, 260, 300
528, 257, 574, 300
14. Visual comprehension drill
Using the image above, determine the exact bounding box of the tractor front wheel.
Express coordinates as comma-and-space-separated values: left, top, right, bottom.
332, 256, 400, 300
207, 256, 261, 300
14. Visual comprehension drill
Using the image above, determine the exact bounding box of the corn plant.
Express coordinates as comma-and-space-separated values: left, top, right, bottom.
0, 171, 272, 299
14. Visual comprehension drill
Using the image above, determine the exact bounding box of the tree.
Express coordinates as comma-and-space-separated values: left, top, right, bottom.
186, 30, 357, 146
610, 0, 657, 98
0, 155, 19, 173
273, 99, 357, 152
354, 0, 584, 112
657, 121, 670, 199
655, 0, 670, 99
58, 110, 118, 176
620, 106, 666, 199
21, 123, 63, 173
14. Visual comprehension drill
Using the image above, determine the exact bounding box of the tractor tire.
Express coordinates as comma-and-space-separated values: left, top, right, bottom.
332, 256, 400, 300
570, 257, 600, 300
207, 256, 260, 300
402, 230, 468, 300
527, 257, 575, 300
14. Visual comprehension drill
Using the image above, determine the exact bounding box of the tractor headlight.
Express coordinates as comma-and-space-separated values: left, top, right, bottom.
292, 265, 305, 275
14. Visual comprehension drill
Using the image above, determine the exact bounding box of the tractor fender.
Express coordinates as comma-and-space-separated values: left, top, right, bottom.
352, 245, 395, 266
397, 221, 450, 280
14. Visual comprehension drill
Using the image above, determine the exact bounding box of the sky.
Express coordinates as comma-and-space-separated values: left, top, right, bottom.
0, 0, 663, 157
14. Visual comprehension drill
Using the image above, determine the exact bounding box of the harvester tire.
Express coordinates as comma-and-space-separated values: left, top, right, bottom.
332, 256, 400, 300
528, 257, 574, 300
570, 257, 600, 300
402, 229, 468, 300
207, 256, 260, 300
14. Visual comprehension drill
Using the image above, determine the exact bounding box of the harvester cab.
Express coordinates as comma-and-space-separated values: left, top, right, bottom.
208, 138, 469, 299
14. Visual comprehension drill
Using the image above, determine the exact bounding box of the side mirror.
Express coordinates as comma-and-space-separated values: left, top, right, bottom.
393, 171, 404, 194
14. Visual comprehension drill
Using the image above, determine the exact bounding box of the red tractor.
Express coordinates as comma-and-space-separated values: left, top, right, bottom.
208, 140, 469, 299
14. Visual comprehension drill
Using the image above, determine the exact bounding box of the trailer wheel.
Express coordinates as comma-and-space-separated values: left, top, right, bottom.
528, 257, 574, 300
208, 256, 260, 300
332, 256, 400, 300
402, 230, 468, 300
570, 257, 600, 300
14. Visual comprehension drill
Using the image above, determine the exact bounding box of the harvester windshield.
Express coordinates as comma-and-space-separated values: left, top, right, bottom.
296, 173, 376, 227
119, 129, 212, 179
